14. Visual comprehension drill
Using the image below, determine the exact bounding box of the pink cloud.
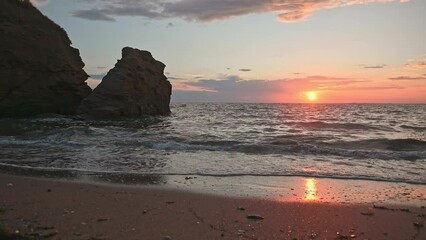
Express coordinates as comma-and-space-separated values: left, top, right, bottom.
73, 0, 409, 23
405, 55, 426, 69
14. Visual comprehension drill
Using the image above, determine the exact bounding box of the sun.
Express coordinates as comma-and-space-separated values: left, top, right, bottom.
306, 91, 317, 101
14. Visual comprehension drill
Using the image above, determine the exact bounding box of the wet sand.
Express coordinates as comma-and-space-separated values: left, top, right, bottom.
1, 174, 425, 240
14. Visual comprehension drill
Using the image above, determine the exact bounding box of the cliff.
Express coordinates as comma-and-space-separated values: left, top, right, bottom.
0, 0, 91, 117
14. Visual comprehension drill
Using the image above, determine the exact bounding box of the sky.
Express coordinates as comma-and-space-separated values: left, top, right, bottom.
33, 0, 426, 103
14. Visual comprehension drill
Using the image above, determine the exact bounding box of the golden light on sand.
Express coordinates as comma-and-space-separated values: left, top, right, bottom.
304, 178, 318, 200
306, 91, 317, 101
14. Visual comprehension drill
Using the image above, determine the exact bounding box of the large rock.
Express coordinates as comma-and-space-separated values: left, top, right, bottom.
78, 47, 172, 118
0, 0, 91, 118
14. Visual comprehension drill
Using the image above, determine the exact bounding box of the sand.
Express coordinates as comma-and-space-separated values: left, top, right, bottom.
0, 174, 425, 240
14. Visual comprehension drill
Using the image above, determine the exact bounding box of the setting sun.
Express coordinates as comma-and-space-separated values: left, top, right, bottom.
306, 91, 317, 101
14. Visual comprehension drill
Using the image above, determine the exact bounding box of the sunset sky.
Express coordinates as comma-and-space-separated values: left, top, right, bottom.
33, 0, 426, 103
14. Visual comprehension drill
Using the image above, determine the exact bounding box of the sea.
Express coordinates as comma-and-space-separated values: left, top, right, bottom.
0, 103, 425, 187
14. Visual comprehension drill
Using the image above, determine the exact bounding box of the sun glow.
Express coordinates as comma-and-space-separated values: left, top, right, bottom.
306, 91, 317, 101
304, 178, 318, 201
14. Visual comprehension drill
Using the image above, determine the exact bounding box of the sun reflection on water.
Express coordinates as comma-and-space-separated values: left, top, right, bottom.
304, 178, 318, 201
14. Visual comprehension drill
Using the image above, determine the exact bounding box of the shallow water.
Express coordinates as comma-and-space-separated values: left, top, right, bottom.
0, 103, 425, 184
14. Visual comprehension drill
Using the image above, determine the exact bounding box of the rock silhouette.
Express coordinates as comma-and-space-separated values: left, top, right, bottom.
0, 0, 91, 117
78, 47, 172, 118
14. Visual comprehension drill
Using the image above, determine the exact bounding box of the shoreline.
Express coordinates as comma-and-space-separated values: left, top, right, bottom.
1, 174, 425, 239
2, 161, 426, 185
1, 165, 426, 206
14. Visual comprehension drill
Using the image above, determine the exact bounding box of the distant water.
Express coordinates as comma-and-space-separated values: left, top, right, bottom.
0, 103, 425, 184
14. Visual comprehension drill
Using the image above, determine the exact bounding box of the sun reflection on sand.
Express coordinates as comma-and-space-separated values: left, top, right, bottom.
304, 178, 318, 201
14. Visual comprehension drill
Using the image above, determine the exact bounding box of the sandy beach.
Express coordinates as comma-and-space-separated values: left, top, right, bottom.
1, 174, 425, 240
1, 1, 425, 240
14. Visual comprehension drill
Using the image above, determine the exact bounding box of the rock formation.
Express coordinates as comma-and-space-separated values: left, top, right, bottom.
0, 0, 91, 117
78, 47, 172, 118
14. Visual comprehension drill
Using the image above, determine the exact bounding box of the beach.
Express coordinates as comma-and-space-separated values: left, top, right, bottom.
1, 1, 425, 239
1, 174, 425, 240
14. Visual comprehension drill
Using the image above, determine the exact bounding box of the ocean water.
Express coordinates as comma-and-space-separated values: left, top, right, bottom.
0, 103, 425, 184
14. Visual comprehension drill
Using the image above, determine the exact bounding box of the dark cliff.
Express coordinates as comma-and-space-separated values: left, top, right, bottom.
0, 0, 91, 117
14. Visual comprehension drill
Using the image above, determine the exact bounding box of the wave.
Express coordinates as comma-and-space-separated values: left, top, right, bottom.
136, 137, 426, 161
332, 138, 426, 152
0, 163, 424, 185
400, 125, 426, 131
290, 121, 390, 131
0, 137, 83, 146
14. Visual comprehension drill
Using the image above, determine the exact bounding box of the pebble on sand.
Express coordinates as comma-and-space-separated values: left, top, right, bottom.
246, 214, 264, 221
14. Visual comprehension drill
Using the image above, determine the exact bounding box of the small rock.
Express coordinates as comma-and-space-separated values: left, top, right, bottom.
47, 189, 52, 192
360, 212, 374, 216
90, 236, 106, 240
142, 210, 148, 214
237, 207, 245, 211
247, 214, 264, 221
237, 229, 245, 235
7, 183, 13, 187
335, 236, 350, 240
97, 218, 108, 222
373, 205, 389, 210
163, 235, 172, 240
35, 226, 55, 230
73, 232, 82, 236
42, 231, 58, 238
414, 222, 424, 228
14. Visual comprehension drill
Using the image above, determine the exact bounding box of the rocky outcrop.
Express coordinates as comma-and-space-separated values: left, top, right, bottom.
78, 47, 172, 118
0, 0, 91, 117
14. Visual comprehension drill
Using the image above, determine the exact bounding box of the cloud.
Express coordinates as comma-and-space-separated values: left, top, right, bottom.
74, 10, 116, 21
389, 76, 426, 81
405, 61, 426, 69
360, 64, 387, 69
167, 76, 184, 80
239, 69, 252, 72
73, 0, 407, 23
405, 55, 426, 69
171, 74, 374, 102
349, 86, 404, 90
29, 0, 49, 6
